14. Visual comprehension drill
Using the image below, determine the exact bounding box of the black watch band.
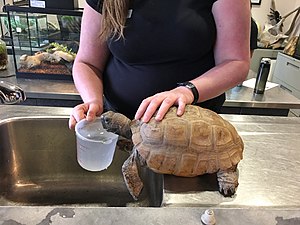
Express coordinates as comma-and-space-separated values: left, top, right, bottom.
177, 81, 199, 105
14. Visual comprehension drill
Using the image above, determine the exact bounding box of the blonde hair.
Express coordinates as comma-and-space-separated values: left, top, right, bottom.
100, 0, 131, 41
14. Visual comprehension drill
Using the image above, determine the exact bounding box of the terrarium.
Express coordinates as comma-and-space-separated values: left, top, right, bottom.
4, 5, 82, 80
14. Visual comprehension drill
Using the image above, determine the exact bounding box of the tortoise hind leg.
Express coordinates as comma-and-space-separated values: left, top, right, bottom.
216, 165, 239, 197
122, 150, 144, 200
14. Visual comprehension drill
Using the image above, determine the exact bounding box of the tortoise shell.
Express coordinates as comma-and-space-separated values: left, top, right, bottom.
131, 105, 244, 177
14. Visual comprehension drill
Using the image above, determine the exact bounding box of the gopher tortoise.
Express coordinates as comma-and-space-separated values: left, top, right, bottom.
101, 105, 244, 200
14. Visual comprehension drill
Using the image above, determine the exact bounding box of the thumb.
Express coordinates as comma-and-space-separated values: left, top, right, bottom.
86, 110, 96, 122
86, 103, 102, 121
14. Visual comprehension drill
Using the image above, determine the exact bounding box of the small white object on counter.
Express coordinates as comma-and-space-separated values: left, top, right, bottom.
201, 209, 216, 225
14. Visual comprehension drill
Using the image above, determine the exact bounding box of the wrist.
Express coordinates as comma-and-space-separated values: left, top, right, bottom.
177, 81, 199, 104
83, 96, 103, 105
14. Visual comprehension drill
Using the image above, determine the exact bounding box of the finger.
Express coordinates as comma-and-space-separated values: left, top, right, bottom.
69, 104, 87, 130
141, 98, 164, 123
155, 98, 175, 121
86, 103, 102, 122
72, 105, 87, 122
68, 115, 77, 130
135, 98, 151, 120
176, 100, 186, 117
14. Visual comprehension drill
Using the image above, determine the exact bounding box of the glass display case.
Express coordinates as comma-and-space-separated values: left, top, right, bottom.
3, 5, 82, 80
0, 13, 12, 47
9, 12, 49, 48
1, 1, 30, 49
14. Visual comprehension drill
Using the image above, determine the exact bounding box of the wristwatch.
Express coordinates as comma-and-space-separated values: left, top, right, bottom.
177, 81, 199, 105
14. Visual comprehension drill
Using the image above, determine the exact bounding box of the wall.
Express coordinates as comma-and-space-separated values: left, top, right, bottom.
0, 0, 298, 33
252, 0, 300, 33
78, 0, 85, 8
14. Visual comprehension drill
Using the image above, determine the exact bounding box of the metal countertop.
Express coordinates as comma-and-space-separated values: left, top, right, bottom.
1, 207, 300, 225
0, 105, 300, 224
1, 67, 300, 109
164, 114, 300, 208
224, 84, 300, 109
0, 61, 80, 101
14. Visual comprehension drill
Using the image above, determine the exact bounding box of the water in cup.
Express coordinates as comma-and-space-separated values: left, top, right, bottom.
75, 118, 118, 172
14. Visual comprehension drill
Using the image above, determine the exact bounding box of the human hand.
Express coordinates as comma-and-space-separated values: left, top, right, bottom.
135, 86, 195, 123
68, 101, 103, 129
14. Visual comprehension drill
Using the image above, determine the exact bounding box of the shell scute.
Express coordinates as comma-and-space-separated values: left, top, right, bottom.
147, 153, 165, 170
213, 125, 234, 148
175, 153, 198, 177
190, 121, 213, 152
139, 122, 164, 145
150, 153, 178, 174
163, 119, 189, 147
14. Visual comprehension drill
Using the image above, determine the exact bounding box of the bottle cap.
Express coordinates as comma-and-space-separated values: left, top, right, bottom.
261, 57, 271, 64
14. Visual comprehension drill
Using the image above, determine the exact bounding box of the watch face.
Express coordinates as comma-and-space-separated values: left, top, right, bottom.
186, 83, 193, 88
178, 82, 194, 88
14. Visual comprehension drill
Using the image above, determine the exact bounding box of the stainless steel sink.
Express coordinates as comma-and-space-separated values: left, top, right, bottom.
0, 116, 163, 207
3, 105, 300, 210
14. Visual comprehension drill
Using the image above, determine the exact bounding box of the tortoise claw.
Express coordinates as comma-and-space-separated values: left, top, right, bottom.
218, 182, 236, 197
217, 169, 238, 197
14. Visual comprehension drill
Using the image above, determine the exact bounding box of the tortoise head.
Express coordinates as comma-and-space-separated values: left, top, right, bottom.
100, 111, 132, 139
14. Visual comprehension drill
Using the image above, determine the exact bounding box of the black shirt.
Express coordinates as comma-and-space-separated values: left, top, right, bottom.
86, 0, 224, 119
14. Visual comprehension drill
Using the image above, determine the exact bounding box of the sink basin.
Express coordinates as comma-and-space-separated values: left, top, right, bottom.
0, 117, 163, 207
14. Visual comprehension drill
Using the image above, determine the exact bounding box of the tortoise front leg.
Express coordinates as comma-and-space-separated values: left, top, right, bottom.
216, 165, 239, 197
117, 136, 134, 153
122, 149, 144, 200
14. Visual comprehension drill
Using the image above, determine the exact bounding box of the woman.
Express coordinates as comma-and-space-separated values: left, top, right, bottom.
69, 0, 250, 129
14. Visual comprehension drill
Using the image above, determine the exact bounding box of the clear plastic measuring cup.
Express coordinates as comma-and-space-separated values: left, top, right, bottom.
75, 117, 118, 172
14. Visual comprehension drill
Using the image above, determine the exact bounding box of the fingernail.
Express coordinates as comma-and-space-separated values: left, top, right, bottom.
141, 116, 149, 123
155, 114, 162, 121
86, 115, 93, 121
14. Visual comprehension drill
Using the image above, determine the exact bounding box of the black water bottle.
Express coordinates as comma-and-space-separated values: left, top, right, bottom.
254, 58, 271, 94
